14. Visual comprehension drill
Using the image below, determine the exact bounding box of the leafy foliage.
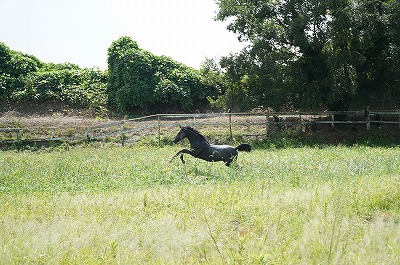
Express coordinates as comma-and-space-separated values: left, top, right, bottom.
15, 68, 108, 110
107, 36, 216, 113
201, 57, 254, 111
1, 42, 42, 101
0, 42, 108, 113
215, 0, 400, 111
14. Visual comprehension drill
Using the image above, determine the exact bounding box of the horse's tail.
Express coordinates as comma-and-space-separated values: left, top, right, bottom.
235, 143, 251, 152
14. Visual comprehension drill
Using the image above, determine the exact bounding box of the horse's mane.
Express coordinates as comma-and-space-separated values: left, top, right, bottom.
183, 126, 209, 144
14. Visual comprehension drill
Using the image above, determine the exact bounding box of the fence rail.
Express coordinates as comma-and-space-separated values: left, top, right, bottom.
1, 110, 399, 145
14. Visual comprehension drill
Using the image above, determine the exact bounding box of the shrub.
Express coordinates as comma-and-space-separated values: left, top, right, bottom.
107, 36, 215, 113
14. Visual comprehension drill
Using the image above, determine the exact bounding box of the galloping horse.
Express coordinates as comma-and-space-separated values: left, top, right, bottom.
169, 126, 251, 166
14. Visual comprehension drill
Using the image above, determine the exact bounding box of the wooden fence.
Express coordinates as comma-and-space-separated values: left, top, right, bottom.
1, 110, 399, 145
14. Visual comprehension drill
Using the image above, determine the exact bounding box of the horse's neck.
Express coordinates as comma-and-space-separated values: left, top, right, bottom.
186, 130, 208, 147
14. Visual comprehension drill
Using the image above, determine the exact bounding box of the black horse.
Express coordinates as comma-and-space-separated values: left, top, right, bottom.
169, 126, 251, 166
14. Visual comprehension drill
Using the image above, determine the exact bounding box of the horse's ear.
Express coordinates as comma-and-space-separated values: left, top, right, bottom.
179, 125, 182, 128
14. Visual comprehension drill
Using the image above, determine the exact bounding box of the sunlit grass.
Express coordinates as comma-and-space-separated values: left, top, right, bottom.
1, 145, 400, 264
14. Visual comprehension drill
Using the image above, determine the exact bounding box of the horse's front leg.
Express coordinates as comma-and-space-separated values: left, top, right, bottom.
169, 149, 192, 163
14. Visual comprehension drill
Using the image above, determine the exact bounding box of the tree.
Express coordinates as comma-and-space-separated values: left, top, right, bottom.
107, 36, 215, 113
215, 0, 400, 111
0, 42, 11, 74
0, 42, 42, 101
353, 0, 400, 109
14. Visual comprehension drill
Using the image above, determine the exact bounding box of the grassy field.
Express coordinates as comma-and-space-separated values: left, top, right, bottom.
1, 144, 400, 264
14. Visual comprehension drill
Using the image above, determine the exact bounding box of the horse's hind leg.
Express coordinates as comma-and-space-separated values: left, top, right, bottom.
170, 148, 192, 163
225, 155, 238, 167
225, 157, 234, 167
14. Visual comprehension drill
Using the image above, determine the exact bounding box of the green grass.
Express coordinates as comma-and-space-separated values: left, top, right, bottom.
1, 145, 400, 264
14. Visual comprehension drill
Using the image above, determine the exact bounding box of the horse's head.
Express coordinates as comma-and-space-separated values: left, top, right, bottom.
173, 126, 187, 144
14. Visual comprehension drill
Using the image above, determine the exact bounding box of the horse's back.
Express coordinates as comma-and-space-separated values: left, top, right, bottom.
211, 144, 235, 151
211, 144, 237, 157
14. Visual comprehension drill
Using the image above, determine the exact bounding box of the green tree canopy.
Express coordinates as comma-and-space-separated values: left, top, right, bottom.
107, 36, 215, 113
215, 0, 400, 111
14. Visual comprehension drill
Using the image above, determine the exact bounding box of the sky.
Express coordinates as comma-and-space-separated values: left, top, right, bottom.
0, 0, 246, 70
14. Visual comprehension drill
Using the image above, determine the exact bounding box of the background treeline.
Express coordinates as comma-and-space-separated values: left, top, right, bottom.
0, 38, 215, 115
1, 0, 399, 115
210, 0, 400, 111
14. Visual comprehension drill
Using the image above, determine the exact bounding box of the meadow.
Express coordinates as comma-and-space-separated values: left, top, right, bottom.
1, 144, 400, 264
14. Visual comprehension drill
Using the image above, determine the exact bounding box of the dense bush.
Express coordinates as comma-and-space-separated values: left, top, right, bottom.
107, 36, 215, 113
14, 68, 108, 110
0, 42, 108, 113
1, 42, 42, 101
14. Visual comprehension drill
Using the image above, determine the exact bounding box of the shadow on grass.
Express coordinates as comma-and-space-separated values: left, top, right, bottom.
251, 129, 400, 149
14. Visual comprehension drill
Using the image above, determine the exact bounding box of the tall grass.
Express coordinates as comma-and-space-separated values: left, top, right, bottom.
1, 145, 399, 264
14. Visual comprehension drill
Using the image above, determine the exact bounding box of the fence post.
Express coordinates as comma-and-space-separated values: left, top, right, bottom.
120, 121, 125, 146
158, 114, 161, 146
85, 128, 90, 141
16, 129, 21, 142
229, 113, 233, 140
299, 113, 302, 128
331, 114, 335, 128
